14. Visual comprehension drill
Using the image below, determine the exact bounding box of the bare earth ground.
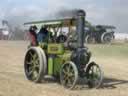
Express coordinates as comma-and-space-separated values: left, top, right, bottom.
0, 41, 128, 96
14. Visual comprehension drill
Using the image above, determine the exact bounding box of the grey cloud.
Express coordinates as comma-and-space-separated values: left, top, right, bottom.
106, 0, 128, 33
1, 0, 128, 33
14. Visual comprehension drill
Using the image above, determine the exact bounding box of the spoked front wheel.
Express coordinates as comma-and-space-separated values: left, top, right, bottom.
86, 62, 103, 88
60, 61, 78, 89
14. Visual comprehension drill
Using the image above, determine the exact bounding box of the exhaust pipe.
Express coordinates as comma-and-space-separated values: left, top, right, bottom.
76, 10, 86, 48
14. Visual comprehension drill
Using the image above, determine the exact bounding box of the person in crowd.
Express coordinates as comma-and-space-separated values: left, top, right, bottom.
29, 25, 38, 46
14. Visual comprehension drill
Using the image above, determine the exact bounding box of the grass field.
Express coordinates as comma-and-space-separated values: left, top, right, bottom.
88, 43, 128, 58
0, 41, 128, 96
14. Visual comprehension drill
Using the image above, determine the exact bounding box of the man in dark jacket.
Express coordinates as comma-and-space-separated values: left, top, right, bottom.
37, 26, 50, 43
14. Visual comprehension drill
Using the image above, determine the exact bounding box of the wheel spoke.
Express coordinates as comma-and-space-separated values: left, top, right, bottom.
32, 70, 38, 80
28, 69, 33, 76
34, 61, 39, 68
70, 68, 74, 73
96, 67, 100, 78
92, 66, 94, 74
92, 66, 96, 79
68, 64, 72, 70
69, 68, 74, 77
67, 78, 72, 85
62, 74, 67, 84
35, 64, 39, 68
32, 54, 36, 60
62, 68, 67, 74
68, 64, 72, 73
26, 61, 32, 65
29, 52, 33, 57
65, 65, 69, 72
93, 66, 100, 80
63, 74, 67, 80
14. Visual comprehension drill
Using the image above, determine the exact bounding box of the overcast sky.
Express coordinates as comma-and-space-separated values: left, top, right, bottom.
0, 0, 128, 33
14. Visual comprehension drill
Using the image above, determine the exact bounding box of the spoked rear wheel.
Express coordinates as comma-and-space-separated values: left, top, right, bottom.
24, 47, 47, 83
60, 62, 78, 89
101, 32, 113, 44
86, 62, 103, 88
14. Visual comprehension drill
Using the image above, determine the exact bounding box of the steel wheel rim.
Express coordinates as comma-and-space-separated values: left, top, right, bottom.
104, 35, 111, 43
87, 64, 103, 88
25, 50, 40, 81
60, 62, 78, 89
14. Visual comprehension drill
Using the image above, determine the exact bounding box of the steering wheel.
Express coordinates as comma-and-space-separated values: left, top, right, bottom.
56, 34, 67, 43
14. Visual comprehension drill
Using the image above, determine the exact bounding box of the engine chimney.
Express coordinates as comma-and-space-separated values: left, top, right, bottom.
76, 10, 86, 48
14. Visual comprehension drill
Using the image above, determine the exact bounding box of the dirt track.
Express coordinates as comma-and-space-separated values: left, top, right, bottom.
0, 41, 128, 96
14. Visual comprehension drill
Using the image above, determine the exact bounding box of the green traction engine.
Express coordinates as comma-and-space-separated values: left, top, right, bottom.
24, 10, 103, 89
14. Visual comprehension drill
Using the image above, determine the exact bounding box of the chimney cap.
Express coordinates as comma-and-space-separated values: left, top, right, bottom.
77, 10, 86, 16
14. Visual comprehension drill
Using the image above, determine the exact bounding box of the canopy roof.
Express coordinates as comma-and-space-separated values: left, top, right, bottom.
24, 18, 78, 27
96, 25, 116, 29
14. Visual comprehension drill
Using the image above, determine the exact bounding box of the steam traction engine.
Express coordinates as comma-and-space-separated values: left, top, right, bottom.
24, 10, 103, 89
85, 25, 115, 44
